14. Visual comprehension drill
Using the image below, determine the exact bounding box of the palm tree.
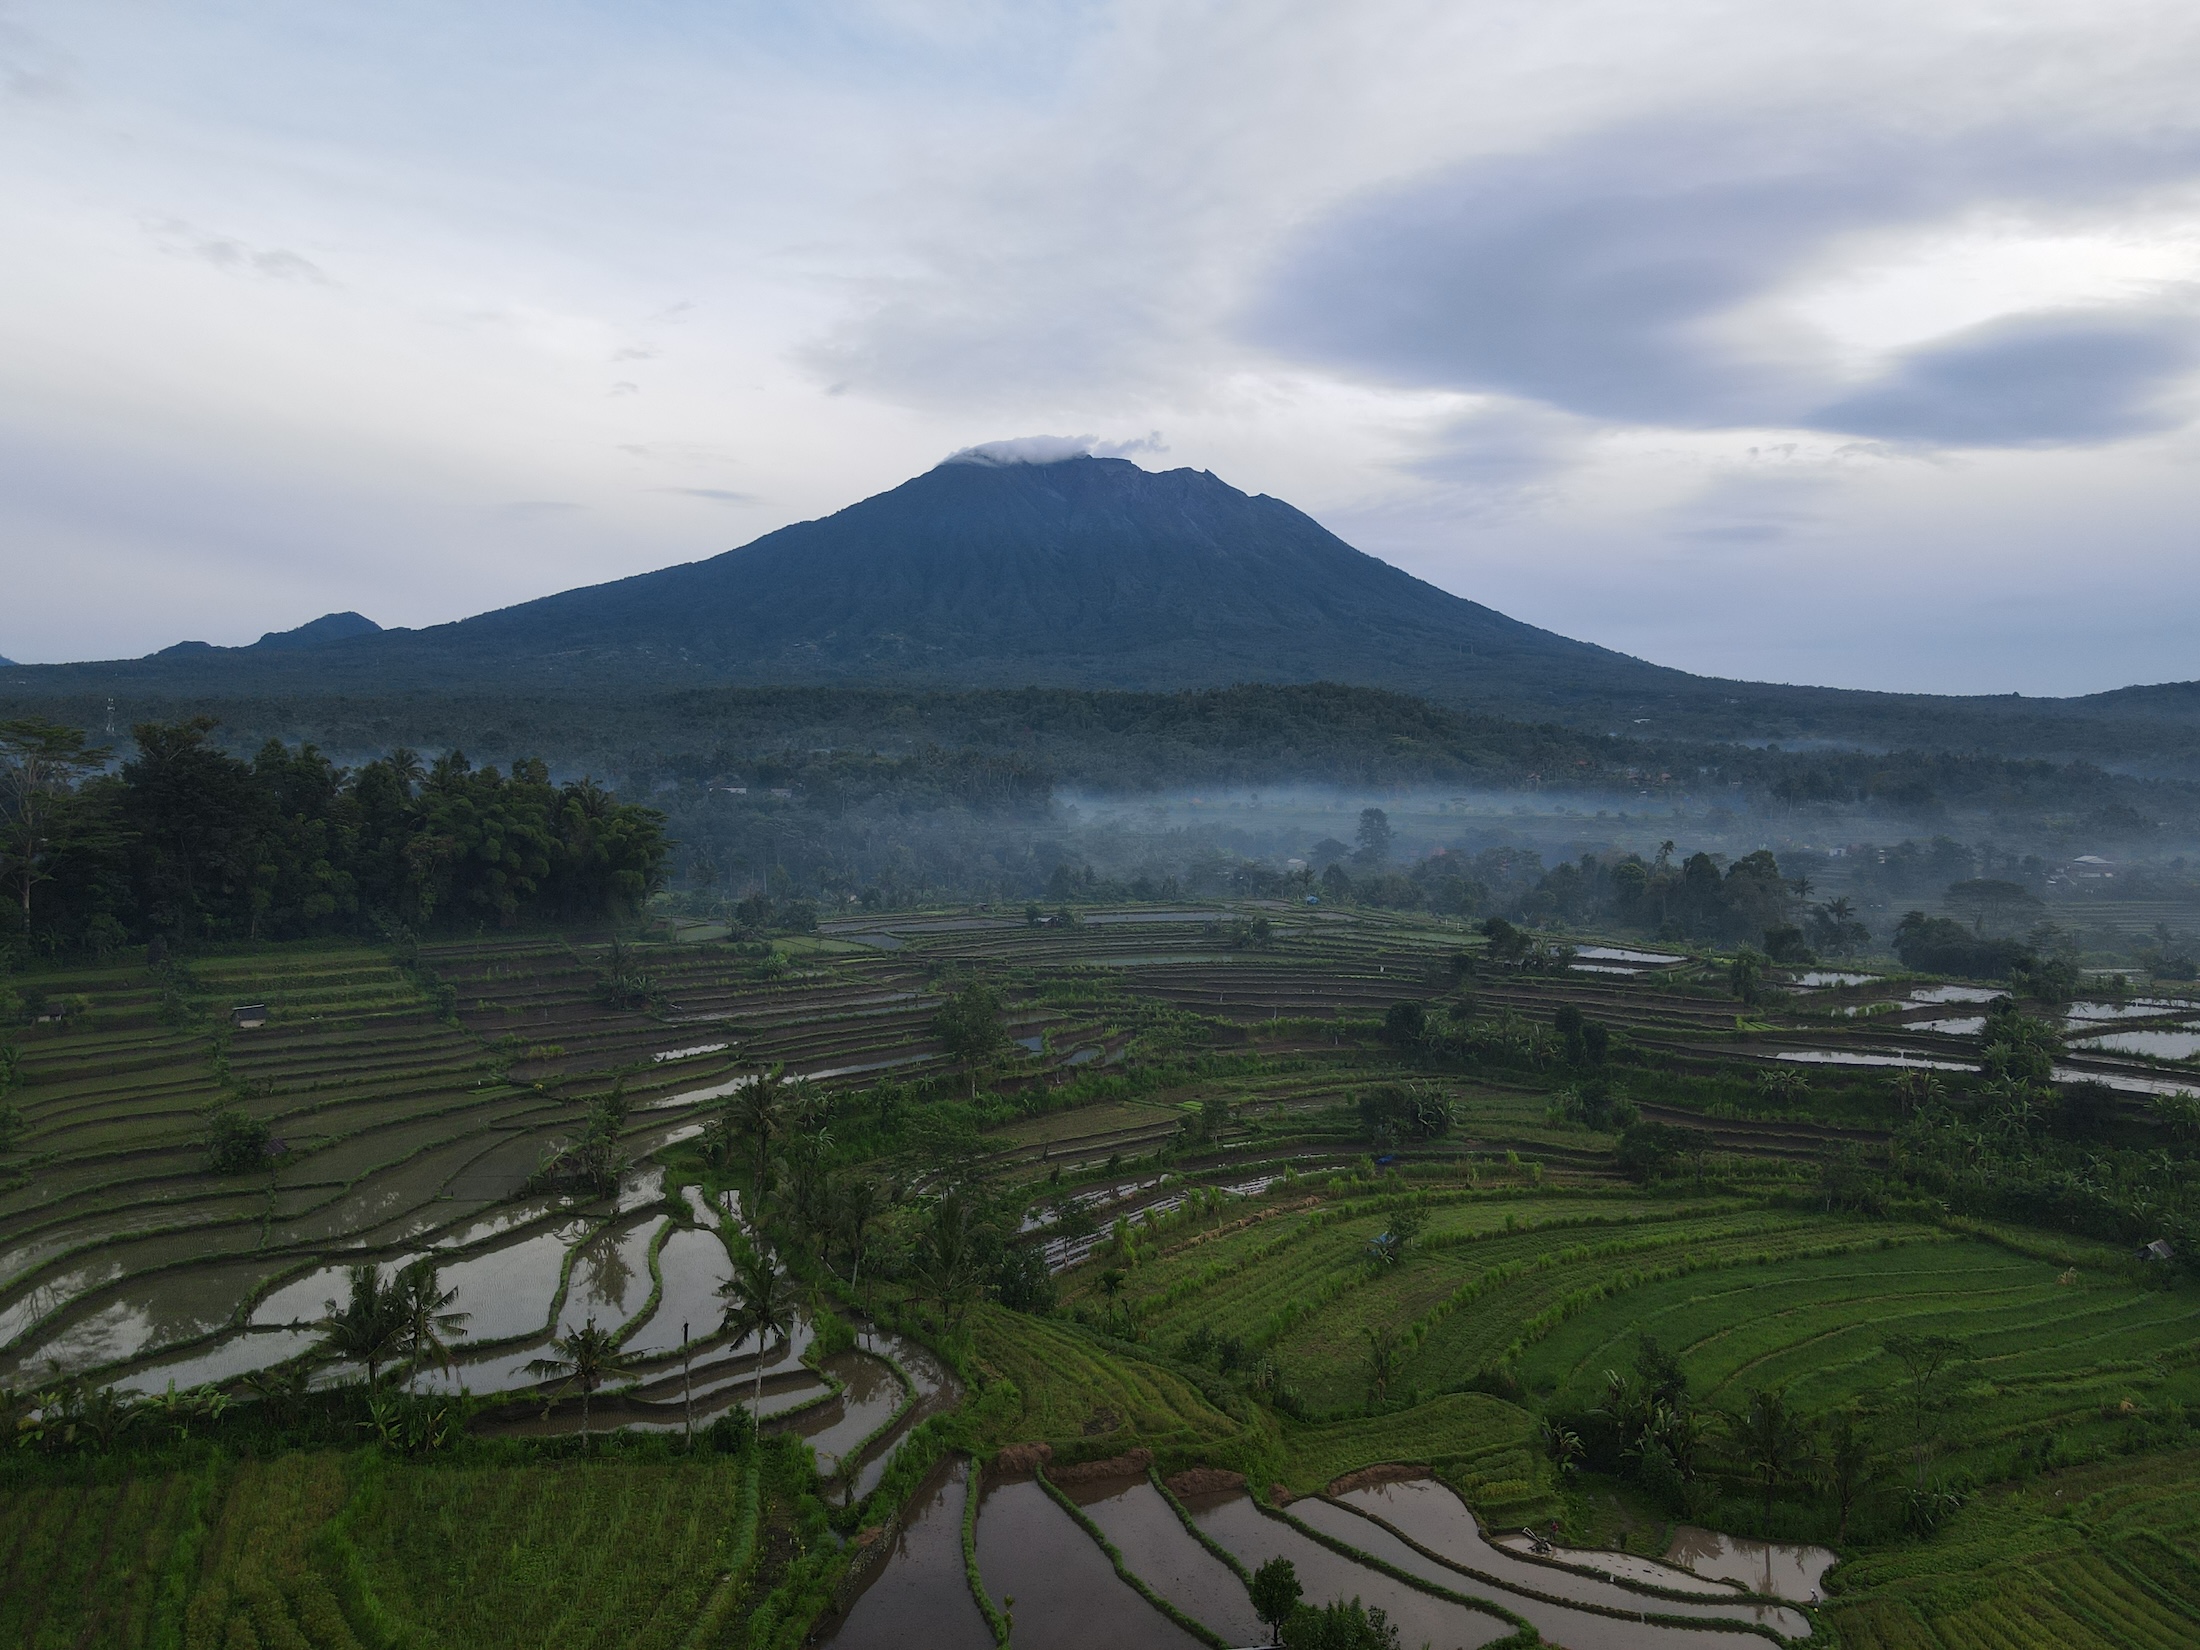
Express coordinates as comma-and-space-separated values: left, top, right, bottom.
720, 1234, 797, 1415
394, 1258, 470, 1393
386, 747, 424, 798
916, 1191, 980, 1328
730, 1066, 791, 1195
1821, 1410, 1878, 1540
1363, 1326, 1401, 1406
834, 1174, 882, 1287
318, 1262, 406, 1386
526, 1316, 636, 1445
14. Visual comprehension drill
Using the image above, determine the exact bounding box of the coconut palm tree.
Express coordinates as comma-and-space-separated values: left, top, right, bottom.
1363, 1326, 1401, 1406
720, 1233, 796, 1415
833, 1173, 883, 1287
394, 1258, 470, 1393
318, 1263, 407, 1386
525, 1316, 635, 1445
915, 1191, 980, 1328
730, 1066, 792, 1195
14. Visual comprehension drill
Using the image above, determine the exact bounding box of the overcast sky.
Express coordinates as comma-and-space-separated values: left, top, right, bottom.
5, 1, 2200, 694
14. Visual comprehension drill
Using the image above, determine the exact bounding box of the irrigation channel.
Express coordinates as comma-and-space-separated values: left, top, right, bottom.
826, 1468, 1825, 1649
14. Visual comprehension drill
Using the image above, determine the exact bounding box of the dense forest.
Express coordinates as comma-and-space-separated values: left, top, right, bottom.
0, 717, 667, 962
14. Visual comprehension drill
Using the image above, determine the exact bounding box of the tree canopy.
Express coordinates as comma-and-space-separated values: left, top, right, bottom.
1, 718, 666, 957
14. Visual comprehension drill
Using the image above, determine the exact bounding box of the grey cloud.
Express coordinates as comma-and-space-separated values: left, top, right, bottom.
663, 487, 757, 503
151, 219, 329, 283
498, 500, 581, 520
1809, 304, 2200, 445
1250, 119, 2200, 446
1093, 431, 1167, 458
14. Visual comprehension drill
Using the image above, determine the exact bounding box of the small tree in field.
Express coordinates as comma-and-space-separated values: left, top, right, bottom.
934, 979, 1010, 1097
1885, 1332, 1968, 1489
1821, 1409, 1879, 1540
1250, 1557, 1302, 1645
1727, 1387, 1813, 1526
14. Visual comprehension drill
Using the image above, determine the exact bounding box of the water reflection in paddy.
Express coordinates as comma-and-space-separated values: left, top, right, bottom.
1775, 1051, 1975, 1072
2075, 1027, 2200, 1059
1665, 1525, 1836, 1602
781, 1350, 907, 1475
823, 1456, 993, 1650
1492, 1533, 1742, 1596
113, 1326, 323, 1393
7, 1256, 288, 1383
557, 1215, 663, 1334
1070, 1476, 1265, 1646
621, 1226, 733, 1354
1189, 1491, 1507, 1650
1900, 984, 2004, 1006
975, 1475, 1204, 1650
1315, 1483, 1808, 1642
846, 1330, 958, 1499
437, 1222, 590, 1340
2066, 999, 2190, 1023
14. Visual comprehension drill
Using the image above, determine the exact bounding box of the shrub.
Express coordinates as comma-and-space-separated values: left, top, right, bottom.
204, 1103, 272, 1173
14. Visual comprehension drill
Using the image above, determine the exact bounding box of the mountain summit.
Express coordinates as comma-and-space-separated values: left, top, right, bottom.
395, 453, 1667, 700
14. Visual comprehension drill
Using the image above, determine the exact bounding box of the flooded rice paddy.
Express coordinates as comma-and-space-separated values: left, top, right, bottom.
823, 1457, 995, 1650
556, 1214, 665, 1334
1069, 1476, 1267, 1646
2073, 1027, 2200, 1059
1900, 984, 2006, 1006
844, 1331, 958, 1499
1664, 1526, 1836, 1603
1490, 1534, 1744, 1597
2066, 999, 2191, 1022
1189, 1489, 1509, 1650
112, 1326, 324, 1394
1774, 1050, 1977, 1071
975, 1475, 1206, 1650
824, 1469, 1831, 1650
1320, 1480, 1809, 1642
620, 1225, 735, 1354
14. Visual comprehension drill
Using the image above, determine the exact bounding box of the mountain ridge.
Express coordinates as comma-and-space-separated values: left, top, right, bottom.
5, 453, 2198, 759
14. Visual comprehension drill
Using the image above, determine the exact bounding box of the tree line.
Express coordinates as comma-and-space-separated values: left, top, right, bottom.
0, 717, 668, 961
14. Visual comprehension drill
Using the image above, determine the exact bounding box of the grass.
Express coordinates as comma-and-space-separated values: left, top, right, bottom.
1518, 1235, 2200, 1478
0, 1446, 766, 1650
965, 1305, 1246, 1461
1827, 1445, 2200, 1648
1271, 1392, 1541, 1502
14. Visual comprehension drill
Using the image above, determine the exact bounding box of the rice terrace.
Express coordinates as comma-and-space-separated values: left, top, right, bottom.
10, 860, 2200, 1649
20, 0, 2200, 1641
